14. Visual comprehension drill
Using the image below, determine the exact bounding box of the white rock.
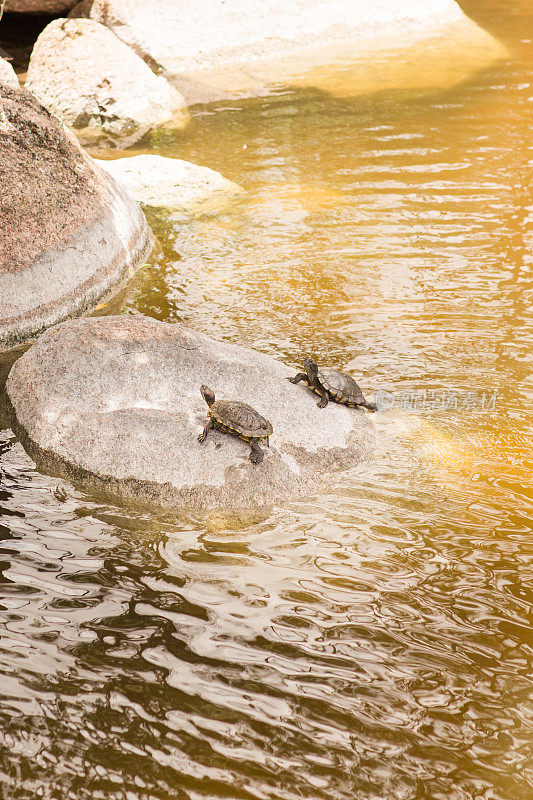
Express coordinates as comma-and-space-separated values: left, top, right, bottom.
0, 58, 19, 89
73, 0, 508, 103
97, 155, 245, 216
25, 18, 188, 148
0, 86, 153, 352
5, 315, 376, 516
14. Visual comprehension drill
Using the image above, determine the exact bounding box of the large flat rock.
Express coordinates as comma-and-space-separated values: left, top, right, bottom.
0, 87, 154, 351
5, 316, 376, 515
71, 0, 508, 103
26, 18, 188, 148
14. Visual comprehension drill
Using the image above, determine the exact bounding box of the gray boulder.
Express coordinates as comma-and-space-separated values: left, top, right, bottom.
0, 86, 153, 351
97, 155, 245, 217
25, 18, 188, 148
71, 0, 508, 104
0, 58, 19, 89
5, 316, 376, 516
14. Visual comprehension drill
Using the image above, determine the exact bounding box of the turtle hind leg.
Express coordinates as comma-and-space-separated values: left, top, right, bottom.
288, 372, 306, 384
249, 439, 264, 464
197, 418, 212, 443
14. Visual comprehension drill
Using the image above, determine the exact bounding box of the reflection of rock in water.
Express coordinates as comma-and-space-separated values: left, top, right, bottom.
289, 21, 508, 98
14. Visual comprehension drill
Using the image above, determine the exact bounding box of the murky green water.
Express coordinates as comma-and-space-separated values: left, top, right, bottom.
1, 2, 532, 798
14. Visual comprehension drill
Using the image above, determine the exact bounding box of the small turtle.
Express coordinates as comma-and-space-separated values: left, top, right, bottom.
288, 357, 377, 410
198, 385, 273, 464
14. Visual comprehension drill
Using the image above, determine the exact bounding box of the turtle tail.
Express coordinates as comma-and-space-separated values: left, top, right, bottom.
362, 401, 378, 412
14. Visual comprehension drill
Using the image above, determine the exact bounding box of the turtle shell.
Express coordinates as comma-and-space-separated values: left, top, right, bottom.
209, 400, 273, 440
317, 368, 366, 405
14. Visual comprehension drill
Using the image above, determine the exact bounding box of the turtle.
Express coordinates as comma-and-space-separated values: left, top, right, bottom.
197, 385, 273, 464
288, 357, 377, 410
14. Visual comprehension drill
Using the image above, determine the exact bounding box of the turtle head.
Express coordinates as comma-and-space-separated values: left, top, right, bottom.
200, 385, 215, 407
303, 357, 319, 381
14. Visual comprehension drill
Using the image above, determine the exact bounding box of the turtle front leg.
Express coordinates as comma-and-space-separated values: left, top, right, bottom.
249, 439, 264, 464
317, 390, 329, 409
197, 418, 212, 443
288, 372, 306, 384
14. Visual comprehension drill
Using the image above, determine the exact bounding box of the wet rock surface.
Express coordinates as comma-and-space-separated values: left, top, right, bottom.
25, 18, 188, 147
0, 87, 153, 351
5, 316, 376, 515
97, 155, 245, 217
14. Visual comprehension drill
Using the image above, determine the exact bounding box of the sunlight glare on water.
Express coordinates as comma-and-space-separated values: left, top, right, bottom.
0, 1, 532, 798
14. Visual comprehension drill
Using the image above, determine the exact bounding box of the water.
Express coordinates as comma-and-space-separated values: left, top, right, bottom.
1, 2, 532, 798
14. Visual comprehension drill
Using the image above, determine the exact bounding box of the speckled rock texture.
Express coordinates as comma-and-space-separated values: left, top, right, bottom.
97, 155, 245, 217
5, 0, 77, 11
70, 0, 508, 103
5, 316, 376, 515
0, 87, 153, 351
0, 58, 19, 89
26, 18, 188, 148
